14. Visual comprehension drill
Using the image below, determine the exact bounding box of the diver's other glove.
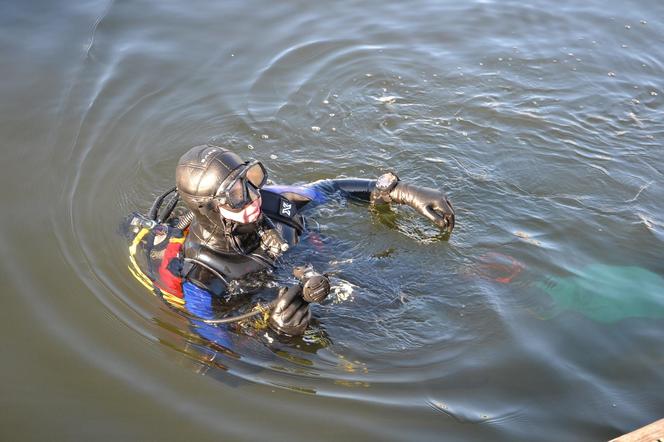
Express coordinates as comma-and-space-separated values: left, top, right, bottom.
372, 173, 455, 232
269, 285, 311, 336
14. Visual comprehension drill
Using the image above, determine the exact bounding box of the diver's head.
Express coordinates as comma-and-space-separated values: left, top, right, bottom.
176, 145, 267, 226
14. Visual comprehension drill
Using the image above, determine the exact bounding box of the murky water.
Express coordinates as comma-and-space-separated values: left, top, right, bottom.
2, 0, 663, 440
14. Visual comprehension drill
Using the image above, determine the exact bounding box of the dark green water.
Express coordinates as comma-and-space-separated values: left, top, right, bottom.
1, 0, 663, 440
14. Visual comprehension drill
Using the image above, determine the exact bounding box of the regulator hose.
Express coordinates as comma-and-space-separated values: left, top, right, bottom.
158, 289, 272, 325
201, 301, 275, 324
175, 210, 194, 230
148, 186, 177, 221
158, 193, 180, 223
183, 257, 230, 286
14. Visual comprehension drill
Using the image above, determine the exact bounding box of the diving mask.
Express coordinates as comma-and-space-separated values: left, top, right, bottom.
213, 160, 267, 210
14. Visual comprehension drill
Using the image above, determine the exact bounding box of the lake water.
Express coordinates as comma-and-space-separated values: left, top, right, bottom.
1, 0, 663, 440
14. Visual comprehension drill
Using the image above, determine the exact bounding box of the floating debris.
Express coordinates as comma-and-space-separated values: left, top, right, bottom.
514, 230, 542, 246
608, 72, 616, 77
311, 126, 321, 132
628, 112, 644, 127
651, 91, 658, 96
639, 214, 654, 230
247, 144, 255, 150
261, 134, 269, 140
375, 96, 397, 104
323, 99, 329, 104
270, 154, 278, 160
329, 258, 354, 265
429, 400, 450, 412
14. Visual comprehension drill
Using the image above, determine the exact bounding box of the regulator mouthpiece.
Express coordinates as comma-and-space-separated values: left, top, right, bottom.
293, 265, 331, 304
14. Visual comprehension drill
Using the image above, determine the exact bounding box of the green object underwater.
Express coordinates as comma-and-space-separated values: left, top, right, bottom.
537, 264, 664, 323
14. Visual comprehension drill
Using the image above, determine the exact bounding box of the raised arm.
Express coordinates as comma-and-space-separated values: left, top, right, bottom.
305, 178, 377, 202
305, 173, 455, 233
263, 172, 455, 233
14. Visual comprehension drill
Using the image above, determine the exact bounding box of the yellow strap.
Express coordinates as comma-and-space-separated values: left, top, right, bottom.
129, 227, 150, 256
169, 236, 185, 244
128, 227, 185, 307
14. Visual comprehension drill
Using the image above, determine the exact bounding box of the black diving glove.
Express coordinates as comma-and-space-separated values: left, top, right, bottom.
269, 285, 311, 336
372, 173, 455, 232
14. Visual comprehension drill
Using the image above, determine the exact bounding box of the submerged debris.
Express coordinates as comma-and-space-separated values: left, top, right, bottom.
372, 247, 396, 258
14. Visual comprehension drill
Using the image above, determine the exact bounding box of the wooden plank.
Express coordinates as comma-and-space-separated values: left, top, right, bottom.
611, 418, 664, 442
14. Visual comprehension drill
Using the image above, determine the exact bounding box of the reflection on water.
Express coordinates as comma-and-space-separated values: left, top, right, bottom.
1, 0, 663, 440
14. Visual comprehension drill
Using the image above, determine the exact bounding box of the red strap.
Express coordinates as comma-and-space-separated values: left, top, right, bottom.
157, 240, 184, 298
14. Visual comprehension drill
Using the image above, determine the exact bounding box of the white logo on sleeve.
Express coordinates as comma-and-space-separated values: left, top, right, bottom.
280, 200, 292, 217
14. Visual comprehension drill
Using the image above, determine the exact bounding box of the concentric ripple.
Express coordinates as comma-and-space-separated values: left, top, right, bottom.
5, 0, 661, 439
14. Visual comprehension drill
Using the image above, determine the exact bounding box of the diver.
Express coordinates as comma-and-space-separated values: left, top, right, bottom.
130, 144, 455, 338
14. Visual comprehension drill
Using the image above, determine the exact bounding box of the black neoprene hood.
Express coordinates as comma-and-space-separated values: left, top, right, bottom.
175, 145, 245, 211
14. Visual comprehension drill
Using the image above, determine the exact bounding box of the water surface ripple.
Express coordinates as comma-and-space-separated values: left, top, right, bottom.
1, 0, 663, 440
